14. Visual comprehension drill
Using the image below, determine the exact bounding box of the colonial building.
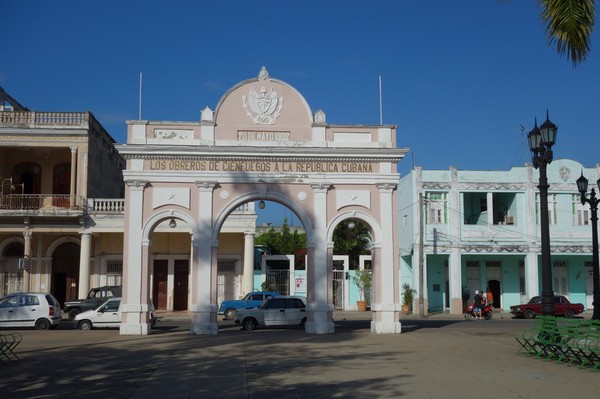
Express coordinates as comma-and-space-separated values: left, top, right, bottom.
0, 86, 125, 304
399, 160, 600, 315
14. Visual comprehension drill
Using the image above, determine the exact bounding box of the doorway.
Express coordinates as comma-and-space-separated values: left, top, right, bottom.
488, 280, 501, 309
152, 260, 168, 310
173, 260, 189, 311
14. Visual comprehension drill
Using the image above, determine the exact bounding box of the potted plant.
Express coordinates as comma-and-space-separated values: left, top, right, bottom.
401, 283, 416, 315
351, 269, 372, 311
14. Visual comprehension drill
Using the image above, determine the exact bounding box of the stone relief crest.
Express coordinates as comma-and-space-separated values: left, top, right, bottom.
243, 86, 283, 125
559, 166, 571, 181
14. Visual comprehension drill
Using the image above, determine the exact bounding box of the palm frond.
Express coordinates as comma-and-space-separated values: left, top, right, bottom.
539, 0, 596, 66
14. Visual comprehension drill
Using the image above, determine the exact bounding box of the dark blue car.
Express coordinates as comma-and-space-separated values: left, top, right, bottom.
218, 291, 280, 320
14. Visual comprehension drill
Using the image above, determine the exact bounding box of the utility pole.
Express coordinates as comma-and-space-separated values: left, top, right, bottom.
419, 192, 425, 317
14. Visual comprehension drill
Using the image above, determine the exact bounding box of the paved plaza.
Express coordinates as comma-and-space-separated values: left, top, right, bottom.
1, 311, 599, 399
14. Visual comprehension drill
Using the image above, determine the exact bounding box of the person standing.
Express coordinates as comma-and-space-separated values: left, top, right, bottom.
472, 290, 483, 319
486, 287, 494, 308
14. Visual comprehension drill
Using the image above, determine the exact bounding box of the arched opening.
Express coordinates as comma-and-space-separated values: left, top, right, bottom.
51, 242, 80, 306
0, 241, 24, 296
332, 219, 373, 311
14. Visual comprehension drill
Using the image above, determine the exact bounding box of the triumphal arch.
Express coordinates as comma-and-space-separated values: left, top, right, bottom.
117, 67, 407, 335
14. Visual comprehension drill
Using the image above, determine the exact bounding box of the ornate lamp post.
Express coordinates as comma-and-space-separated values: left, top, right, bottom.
527, 111, 558, 316
576, 173, 600, 320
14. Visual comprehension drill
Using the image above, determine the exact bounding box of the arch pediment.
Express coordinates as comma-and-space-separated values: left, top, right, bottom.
214, 66, 314, 142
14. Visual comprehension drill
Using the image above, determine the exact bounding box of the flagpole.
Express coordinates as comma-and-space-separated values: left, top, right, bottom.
138, 72, 143, 120
379, 75, 383, 125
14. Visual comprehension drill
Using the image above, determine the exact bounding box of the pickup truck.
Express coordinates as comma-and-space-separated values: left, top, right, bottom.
63, 286, 122, 320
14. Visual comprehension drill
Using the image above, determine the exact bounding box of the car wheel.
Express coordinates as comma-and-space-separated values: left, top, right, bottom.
79, 320, 93, 331
524, 310, 536, 319
68, 308, 81, 320
35, 318, 50, 330
224, 308, 236, 320
564, 309, 575, 319
242, 318, 257, 331
300, 318, 306, 328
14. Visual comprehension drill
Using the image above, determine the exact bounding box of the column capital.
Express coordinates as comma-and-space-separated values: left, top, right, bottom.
310, 183, 332, 192
69, 146, 78, 154
376, 183, 397, 192
125, 180, 149, 190
195, 181, 218, 191
23, 230, 32, 240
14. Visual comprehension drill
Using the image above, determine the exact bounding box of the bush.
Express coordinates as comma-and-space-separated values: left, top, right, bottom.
402, 283, 416, 306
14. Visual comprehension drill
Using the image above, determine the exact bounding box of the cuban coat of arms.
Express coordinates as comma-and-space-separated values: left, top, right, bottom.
243, 86, 284, 125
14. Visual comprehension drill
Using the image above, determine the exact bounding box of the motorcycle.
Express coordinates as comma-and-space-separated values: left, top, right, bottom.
464, 303, 494, 320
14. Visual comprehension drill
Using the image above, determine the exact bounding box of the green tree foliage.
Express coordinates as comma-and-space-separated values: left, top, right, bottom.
333, 220, 372, 269
255, 218, 306, 256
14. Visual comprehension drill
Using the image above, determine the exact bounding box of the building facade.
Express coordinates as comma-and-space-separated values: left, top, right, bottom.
399, 160, 600, 315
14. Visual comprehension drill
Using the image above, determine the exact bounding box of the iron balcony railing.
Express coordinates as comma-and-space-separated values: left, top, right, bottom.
0, 194, 85, 212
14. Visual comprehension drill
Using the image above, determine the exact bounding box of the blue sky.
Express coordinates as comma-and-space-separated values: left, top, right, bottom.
2, 1, 599, 225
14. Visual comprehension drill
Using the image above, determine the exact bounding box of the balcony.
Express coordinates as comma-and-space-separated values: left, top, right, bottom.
0, 194, 85, 216
0, 111, 89, 128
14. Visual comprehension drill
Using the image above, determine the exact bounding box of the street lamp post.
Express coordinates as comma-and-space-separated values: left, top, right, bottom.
576, 173, 600, 320
528, 111, 558, 316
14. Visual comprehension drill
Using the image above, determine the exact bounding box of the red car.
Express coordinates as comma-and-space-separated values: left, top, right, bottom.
510, 295, 585, 319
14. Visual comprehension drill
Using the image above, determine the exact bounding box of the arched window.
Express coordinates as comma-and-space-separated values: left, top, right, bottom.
13, 163, 41, 194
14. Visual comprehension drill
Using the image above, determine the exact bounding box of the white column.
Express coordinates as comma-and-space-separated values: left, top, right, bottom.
190, 182, 218, 335
449, 167, 463, 314
120, 180, 152, 335
371, 183, 401, 333
526, 252, 539, 299
305, 183, 334, 334
69, 146, 77, 208
78, 232, 92, 299
243, 232, 255, 294
22, 230, 32, 292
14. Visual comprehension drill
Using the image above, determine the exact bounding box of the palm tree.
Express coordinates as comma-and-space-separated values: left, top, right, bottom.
539, 0, 596, 66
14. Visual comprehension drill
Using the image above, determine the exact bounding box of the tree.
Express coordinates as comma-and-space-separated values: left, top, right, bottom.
333, 220, 372, 269
539, 0, 596, 66
255, 218, 307, 268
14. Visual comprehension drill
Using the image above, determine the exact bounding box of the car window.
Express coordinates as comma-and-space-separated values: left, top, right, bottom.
45, 295, 58, 306
249, 294, 263, 301
103, 300, 120, 312
265, 298, 286, 309
0, 295, 18, 307
21, 295, 40, 306
286, 299, 305, 309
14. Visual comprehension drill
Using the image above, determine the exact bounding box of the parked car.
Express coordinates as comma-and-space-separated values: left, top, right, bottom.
510, 295, 585, 319
0, 292, 62, 330
218, 291, 280, 320
234, 295, 306, 331
63, 285, 122, 320
75, 297, 157, 331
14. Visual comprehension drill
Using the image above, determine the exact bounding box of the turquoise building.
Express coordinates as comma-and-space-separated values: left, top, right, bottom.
399, 159, 599, 315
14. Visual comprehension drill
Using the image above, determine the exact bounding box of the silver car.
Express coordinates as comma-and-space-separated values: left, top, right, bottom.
0, 292, 62, 330
234, 295, 307, 331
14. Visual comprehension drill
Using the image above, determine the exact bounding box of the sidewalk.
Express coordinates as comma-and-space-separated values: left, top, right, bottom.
1, 312, 598, 399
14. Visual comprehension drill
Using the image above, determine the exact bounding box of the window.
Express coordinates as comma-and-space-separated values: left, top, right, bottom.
573, 194, 590, 225
426, 192, 447, 224
536, 193, 557, 225
106, 260, 123, 286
